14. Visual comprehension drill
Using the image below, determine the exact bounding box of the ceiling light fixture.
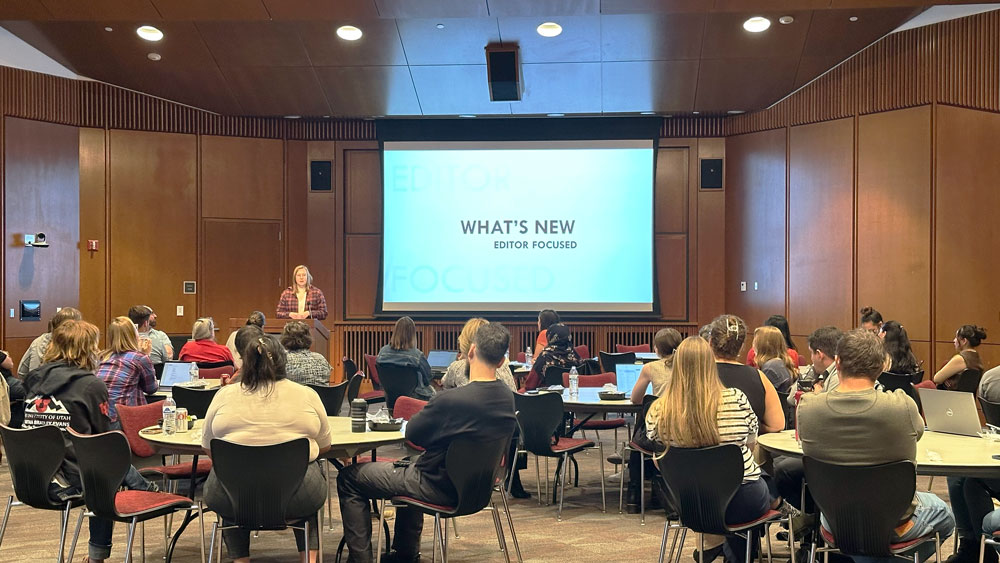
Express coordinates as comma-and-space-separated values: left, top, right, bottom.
284, 115, 301, 119
640, 111, 656, 115
778, 16, 794, 25
692, 111, 701, 115
104, 26, 113, 32
336, 25, 363, 41
536, 22, 563, 38
727, 110, 745, 114
435, 23, 445, 29
147, 52, 161, 61
136, 25, 163, 41
547, 113, 564, 117
458, 114, 476, 118
743, 16, 771, 33
849, 16, 859, 22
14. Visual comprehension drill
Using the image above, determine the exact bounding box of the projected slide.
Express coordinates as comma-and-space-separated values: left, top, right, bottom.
382, 140, 654, 312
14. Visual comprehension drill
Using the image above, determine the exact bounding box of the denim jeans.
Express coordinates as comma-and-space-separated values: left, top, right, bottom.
822, 491, 955, 563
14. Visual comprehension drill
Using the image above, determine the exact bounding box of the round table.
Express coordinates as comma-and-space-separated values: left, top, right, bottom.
139, 416, 407, 460
757, 429, 1000, 478
546, 387, 642, 414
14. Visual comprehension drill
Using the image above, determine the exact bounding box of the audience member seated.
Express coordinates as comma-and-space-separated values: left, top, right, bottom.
276, 264, 328, 320
532, 309, 560, 363
17, 307, 81, 379
980, 365, 1000, 403
376, 316, 434, 401
442, 317, 515, 391
202, 334, 330, 563
223, 324, 265, 386
746, 314, 800, 368
707, 315, 784, 433
921, 325, 986, 390
23, 319, 157, 563
521, 323, 582, 391
128, 305, 173, 364
178, 318, 235, 365
337, 322, 517, 563
629, 327, 682, 404
752, 326, 797, 393
860, 306, 884, 334
97, 316, 158, 424
647, 336, 781, 562
798, 329, 955, 562
879, 320, 922, 377
280, 320, 332, 386
226, 311, 265, 369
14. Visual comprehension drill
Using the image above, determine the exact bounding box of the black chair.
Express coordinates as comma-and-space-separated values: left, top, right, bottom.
513, 392, 601, 520
599, 351, 636, 374
542, 365, 572, 387
776, 390, 795, 429
577, 358, 602, 375
979, 397, 1000, 426
619, 394, 663, 525
208, 438, 321, 561
7, 399, 24, 429
342, 357, 360, 384
658, 445, 784, 563
375, 436, 518, 563
68, 429, 205, 563
803, 456, 942, 561
0, 425, 86, 563
374, 362, 421, 413
308, 380, 349, 417
195, 360, 235, 370
878, 372, 922, 409
345, 373, 364, 403
910, 369, 926, 385
171, 386, 219, 419
956, 368, 985, 394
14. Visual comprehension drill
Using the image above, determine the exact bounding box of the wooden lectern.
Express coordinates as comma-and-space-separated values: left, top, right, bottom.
227, 318, 331, 361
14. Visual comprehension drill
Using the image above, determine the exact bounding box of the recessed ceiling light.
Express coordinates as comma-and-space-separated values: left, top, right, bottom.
743, 16, 771, 33
640, 111, 656, 115
435, 23, 445, 29
147, 52, 161, 61
458, 114, 476, 118
779, 16, 794, 25
692, 111, 700, 115
727, 110, 745, 114
336, 25, 363, 41
136, 25, 163, 41
536, 22, 563, 38
104, 26, 113, 32
547, 113, 565, 117
284, 115, 301, 119
849, 16, 859, 22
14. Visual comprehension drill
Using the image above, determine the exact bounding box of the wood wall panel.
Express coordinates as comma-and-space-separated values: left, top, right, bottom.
934, 343, 1000, 381
788, 118, 854, 335
934, 105, 1000, 343
201, 135, 284, 220
910, 340, 931, 381
697, 138, 725, 323
79, 127, 107, 331
306, 141, 338, 320
724, 128, 786, 329
345, 235, 381, 319
856, 106, 931, 341
654, 147, 687, 233
656, 234, 687, 320
3, 117, 79, 338
344, 149, 382, 234
109, 130, 197, 334
285, 141, 309, 275
201, 220, 283, 340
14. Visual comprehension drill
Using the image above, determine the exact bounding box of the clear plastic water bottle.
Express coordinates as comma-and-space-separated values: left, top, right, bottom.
568, 366, 579, 397
189, 362, 200, 383
162, 396, 177, 435
525, 347, 533, 368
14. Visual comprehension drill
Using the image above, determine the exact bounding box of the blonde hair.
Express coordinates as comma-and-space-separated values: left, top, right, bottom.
192, 318, 215, 341
753, 326, 797, 380
43, 320, 100, 372
652, 337, 723, 453
458, 318, 489, 358
102, 316, 140, 359
293, 265, 313, 288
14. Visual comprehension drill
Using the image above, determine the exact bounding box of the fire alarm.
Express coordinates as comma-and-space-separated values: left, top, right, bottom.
87, 240, 99, 251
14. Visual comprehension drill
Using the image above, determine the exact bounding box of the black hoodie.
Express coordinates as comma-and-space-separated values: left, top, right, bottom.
23, 362, 111, 492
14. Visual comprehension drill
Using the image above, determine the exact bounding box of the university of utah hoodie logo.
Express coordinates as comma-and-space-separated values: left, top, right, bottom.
24, 395, 72, 429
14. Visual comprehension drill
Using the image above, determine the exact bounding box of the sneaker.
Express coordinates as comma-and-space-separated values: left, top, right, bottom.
777, 499, 801, 518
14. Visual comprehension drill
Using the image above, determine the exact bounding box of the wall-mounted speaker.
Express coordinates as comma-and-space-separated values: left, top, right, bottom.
700, 158, 724, 190
310, 160, 332, 191
485, 45, 522, 102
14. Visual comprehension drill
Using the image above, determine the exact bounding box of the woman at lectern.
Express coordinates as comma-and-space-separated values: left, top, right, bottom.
276, 265, 328, 320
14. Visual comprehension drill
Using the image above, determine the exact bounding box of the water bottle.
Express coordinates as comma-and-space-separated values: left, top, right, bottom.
162, 396, 177, 435
189, 362, 200, 383
525, 347, 533, 367
569, 366, 579, 397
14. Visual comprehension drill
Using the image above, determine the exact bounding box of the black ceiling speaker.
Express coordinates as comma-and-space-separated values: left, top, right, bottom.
485, 45, 522, 102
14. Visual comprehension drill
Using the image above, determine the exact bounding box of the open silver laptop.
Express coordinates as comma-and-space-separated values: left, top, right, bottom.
159, 362, 197, 390
917, 388, 983, 437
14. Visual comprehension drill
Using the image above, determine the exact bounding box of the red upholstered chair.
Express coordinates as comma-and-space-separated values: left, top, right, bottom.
616, 343, 651, 354
391, 396, 428, 453
361, 354, 387, 405
68, 429, 205, 563
516, 352, 526, 363
196, 365, 234, 380
117, 402, 213, 482
574, 344, 591, 359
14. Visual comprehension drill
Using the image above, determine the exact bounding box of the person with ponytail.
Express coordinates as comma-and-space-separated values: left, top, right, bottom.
629, 327, 682, 404
921, 324, 987, 390
859, 306, 884, 334
201, 334, 331, 563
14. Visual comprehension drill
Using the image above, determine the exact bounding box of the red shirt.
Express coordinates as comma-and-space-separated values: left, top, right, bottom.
178, 339, 234, 364
746, 347, 800, 368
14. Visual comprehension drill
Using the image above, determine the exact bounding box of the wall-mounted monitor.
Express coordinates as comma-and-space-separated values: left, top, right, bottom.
19, 300, 41, 321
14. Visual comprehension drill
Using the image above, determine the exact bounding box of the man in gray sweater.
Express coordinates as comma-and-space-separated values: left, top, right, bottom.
798, 329, 954, 562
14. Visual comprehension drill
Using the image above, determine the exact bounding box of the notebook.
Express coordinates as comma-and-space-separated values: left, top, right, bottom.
917, 388, 983, 437
427, 350, 458, 370
615, 363, 647, 395
160, 362, 196, 389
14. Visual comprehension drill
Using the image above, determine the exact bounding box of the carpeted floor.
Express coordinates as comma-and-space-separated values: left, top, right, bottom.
0, 433, 958, 562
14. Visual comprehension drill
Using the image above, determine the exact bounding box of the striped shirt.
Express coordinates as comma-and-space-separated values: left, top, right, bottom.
646, 387, 761, 482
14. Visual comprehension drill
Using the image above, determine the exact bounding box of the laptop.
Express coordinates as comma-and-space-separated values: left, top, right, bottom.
615, 363, 647, 395
917, 388, 983, 437
159, 362, 198, 390
427, 350, 458, 371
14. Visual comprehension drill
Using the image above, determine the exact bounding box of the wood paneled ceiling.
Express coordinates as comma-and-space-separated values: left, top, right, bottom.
0, 0, 967, 118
